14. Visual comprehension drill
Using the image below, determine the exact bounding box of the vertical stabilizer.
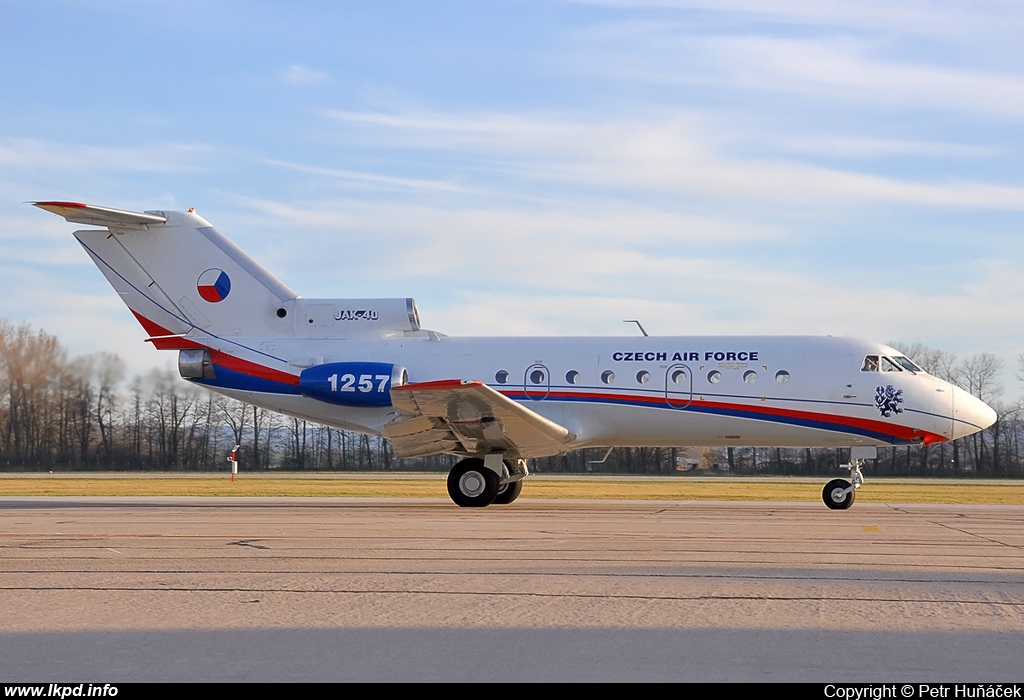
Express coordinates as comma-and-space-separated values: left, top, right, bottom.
35, 203, 298, 341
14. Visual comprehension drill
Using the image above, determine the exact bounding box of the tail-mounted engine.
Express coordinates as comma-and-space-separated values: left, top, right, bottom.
299, 362, 408, 407
289, 298, 421, 338
178, 348, 215, 379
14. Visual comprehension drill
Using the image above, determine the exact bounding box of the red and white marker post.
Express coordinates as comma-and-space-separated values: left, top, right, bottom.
228, 445, 239, 483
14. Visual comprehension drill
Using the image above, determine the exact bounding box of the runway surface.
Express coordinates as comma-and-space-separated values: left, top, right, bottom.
1, 497, 1023, 682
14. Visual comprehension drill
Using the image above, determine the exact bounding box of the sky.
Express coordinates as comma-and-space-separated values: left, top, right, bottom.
1, 1, 1022, 397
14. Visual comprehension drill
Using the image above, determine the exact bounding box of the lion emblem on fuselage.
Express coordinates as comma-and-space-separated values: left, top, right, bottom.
875, 384, 904, 418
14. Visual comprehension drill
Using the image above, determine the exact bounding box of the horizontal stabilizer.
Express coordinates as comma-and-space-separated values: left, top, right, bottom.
386, 379, 574, 459
32, 201, 167, 227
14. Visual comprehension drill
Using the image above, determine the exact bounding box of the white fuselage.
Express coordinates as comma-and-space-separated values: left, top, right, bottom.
199, 333, 989, 454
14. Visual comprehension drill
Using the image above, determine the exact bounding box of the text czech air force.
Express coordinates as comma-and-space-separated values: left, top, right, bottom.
611, 350, 760, 363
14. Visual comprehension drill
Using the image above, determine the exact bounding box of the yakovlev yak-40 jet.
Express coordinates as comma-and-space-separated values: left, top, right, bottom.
35, 202, 997, 509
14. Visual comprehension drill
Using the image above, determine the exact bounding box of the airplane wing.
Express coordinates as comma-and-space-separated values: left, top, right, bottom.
386, 379, 575, 459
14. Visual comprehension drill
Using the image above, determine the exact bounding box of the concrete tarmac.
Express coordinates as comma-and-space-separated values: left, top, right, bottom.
1, 497, 1022, 682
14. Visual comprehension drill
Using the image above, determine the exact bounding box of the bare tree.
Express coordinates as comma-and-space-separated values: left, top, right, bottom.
957, 353, 1005, 474
217, 395, 249, 461
92, 352, 125, 466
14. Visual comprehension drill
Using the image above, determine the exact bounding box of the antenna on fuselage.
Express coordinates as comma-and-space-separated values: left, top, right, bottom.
623, 320, 649, 337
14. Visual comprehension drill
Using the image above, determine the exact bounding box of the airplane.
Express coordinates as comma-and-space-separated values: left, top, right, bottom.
34, 201, 998, 509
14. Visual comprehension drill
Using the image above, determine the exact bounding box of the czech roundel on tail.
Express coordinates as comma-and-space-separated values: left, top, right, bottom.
34, 201, 997, 509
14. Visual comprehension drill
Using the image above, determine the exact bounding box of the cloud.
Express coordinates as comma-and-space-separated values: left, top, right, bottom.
569, 21, 1024, 121
262, 158, 472, 194
224, 194, 774, 249
564, 0, 1024, 42
706, 37, 1024, 120
0, 139, 211, 174
320, 109, 1024, 209
417, 253, 1024, 366
777, 136, 996, 160
278, 64, 329, 85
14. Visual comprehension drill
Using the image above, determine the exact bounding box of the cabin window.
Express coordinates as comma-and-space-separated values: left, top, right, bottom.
861, 355, 879, 372
636, 370, 651, 384
707, 370, 722, 384
565, 370, 580, 384
775, 370, 790, 383
495, 370, 509, 384
530, 369, 546, 384
670, 369, 687, 384
892, 355, 921, 373
881, 357, 902, 372
601, 370, 615, 384
743, 370, 757, 383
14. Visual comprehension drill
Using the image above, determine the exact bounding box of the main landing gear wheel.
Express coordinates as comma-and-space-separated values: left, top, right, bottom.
492, 480, 523, 505
822, 479, 855, 510
447, 458, 500, 507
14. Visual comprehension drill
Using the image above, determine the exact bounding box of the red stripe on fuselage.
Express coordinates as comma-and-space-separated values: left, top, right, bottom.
208, 349, 299, 386
131, 311, 298, 386
694, 395, 946, 444
503, 388, 947, 445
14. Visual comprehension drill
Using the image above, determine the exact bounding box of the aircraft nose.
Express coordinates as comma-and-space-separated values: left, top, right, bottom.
951, 386, 998, 440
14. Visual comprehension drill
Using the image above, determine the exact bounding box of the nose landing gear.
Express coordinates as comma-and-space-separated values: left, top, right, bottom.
822, 447, 873, 510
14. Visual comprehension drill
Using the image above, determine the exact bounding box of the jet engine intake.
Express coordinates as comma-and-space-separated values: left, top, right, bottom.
178, 349, 215, 379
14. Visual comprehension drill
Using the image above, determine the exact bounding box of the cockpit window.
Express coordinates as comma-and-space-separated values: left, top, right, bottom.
892, 355, 921, 373
881, 356, 902, 372
861, 355, 879, 372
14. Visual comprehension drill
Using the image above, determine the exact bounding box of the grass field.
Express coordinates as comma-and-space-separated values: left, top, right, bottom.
1, 474, 1022, 504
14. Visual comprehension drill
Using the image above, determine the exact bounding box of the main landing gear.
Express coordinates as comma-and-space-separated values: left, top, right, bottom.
446, 454, 528, 507
821, 446, 874, 510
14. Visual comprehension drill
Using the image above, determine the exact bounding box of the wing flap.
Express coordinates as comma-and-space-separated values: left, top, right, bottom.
385, 415, 464, 458
386, 379, 574, 459
33, 201, 167, 227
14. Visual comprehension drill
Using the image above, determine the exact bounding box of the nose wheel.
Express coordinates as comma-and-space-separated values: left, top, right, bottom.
821, 458, 865, 510
822, 479, 855, 509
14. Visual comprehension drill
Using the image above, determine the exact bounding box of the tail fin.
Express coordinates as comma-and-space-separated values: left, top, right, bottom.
34, 202, 298, 343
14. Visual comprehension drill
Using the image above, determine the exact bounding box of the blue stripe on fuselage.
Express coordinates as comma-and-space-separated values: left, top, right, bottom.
501, 389, 921, 446
189, 369, 925, 446
194, 364, 301, 394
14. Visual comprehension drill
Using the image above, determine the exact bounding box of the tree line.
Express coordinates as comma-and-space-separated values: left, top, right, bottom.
0, 319, 1021, 477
